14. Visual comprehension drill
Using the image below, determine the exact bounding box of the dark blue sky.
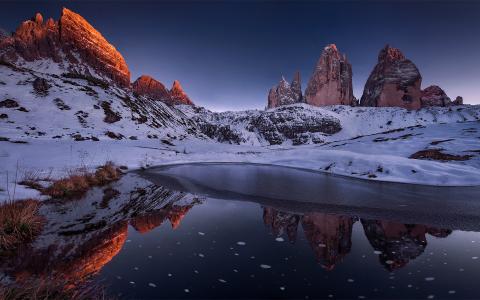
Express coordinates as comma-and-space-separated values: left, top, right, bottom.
2, 1, 479, 110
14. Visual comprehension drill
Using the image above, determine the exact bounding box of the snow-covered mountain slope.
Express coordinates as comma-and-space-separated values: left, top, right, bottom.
0, 62, 201, 142
179, 103, 480, 146
2, 60, 480, 193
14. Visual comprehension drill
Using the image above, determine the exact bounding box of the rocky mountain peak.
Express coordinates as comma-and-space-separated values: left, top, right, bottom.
379, 44, 405, 62
34, 13, 44, 25
267, 73, 303, 109
0, 8, 130, 87
360, 45, 422, 109
304, 44, 354, 106
58, 7, 130, 87
170, 80, 194, 105
133, 76, 194, 106
132, 75, 170, 101
290, 71, 302, 102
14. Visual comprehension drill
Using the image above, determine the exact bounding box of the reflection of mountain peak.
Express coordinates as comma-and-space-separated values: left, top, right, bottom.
263, 207, 301, 242
302, 212, 354, 270
361, 220, 452, 271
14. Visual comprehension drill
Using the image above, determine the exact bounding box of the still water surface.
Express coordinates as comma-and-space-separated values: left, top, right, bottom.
5, 164, 480, 299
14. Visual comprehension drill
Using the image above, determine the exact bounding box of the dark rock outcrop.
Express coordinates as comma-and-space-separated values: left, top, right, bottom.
305, 44, 354, 106
420, 85, 451, 107
0, 8, 131, 87
267, 73, 303, 109
360, 45, 422, 110
250, 105, 342, 145
453, 96, 463, 105
32, 77, 50, 96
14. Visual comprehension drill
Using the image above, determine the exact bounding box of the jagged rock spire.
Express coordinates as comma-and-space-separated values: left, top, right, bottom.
304, 44, 354, 106
267, 72, 303, 109
0, 8, 131, 87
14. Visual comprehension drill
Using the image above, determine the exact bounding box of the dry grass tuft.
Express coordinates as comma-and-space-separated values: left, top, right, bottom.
42, 162, 122, 200
0, 199, 43, 253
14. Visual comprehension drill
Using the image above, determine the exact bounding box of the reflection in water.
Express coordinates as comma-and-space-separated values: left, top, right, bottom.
0, 172, 460, 296
0, 174, 203, 291
262, 207, 452, 271
362, 220, 452, 271
302, 212, 354, 270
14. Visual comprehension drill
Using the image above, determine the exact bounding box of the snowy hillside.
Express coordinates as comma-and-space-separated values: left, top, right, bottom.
0, 61, 201, 142
1, 59, 480, 195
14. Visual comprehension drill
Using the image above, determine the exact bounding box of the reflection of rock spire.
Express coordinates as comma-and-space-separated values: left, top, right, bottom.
361, 219, 451, 271
131, 203, 196, 233
168, 204, 195, 229
301, 213, 354, 270
262, 207, 301, 242
130, 210, 168, 234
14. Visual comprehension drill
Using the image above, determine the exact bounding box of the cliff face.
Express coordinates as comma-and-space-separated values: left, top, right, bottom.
360, 45, 422, 110
304, 44, 354, 106
0, 8, 131, 87
58, 8, 130, 87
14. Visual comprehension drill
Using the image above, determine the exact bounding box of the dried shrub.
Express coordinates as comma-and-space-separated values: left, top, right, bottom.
42, 162, 122, 200
0, 199, 43, 253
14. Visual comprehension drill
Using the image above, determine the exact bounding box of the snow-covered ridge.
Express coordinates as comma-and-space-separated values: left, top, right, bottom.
179, 103, 480, 146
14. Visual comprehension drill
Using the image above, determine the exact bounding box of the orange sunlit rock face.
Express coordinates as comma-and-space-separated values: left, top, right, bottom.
12, 221, 128, 283
169, 80, 194, 105
0, 8, 131, 87
133, 76, 194, 105
59, 8, 130, 87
